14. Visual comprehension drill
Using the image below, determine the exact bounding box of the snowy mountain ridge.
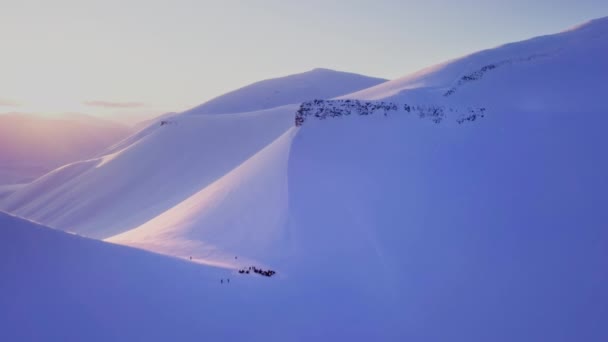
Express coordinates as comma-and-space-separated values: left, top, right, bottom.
343, 16, 608, 113
442, 52, 552, 97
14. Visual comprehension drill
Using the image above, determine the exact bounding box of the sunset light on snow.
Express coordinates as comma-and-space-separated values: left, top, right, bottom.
1, 1, 608, 340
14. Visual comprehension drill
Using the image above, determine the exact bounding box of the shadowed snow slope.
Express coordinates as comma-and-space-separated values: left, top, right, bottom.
182, 68, 387, 115
341, 16, 608, 112
0, 211, 226, 341
281, 110, 608, 341
0, 106, 295, 238
2, 211, 395, 341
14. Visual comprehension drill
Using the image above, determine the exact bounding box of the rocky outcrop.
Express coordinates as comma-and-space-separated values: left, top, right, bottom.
295, 99, 486, 126
444, 53, 551, 97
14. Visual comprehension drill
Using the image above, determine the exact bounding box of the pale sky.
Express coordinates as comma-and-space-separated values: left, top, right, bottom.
1, 0, 607, 123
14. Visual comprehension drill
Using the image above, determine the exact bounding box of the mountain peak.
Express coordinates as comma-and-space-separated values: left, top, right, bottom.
182, 69, 388, 116
308, 67, 336, 73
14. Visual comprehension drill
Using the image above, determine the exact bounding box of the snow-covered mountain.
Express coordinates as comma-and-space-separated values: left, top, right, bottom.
182, 68, 388, 115
0, 107, 295, 238
341, 16, 608, 113
3, 17, 607, 260
0, 113, 131, 185
3, 113, 608, 341
109, 15, 608, 292
0, 68, 386, 238
2, 17, 608, 341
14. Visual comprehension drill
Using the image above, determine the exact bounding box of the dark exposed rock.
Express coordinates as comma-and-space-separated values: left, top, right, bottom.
238, 266, 276, 278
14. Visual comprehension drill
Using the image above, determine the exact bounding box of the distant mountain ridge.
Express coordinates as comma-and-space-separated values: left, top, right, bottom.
0, 113, 131, 185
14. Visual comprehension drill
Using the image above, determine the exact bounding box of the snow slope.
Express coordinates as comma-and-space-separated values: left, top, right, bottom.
3, 113, 607, 341
0, 113, 131, 184
284, 110, 608, 341
110, 104, 608, 341
342, 16, 608, 113
101, 15, 608, 266
182, 68, 387, 115
1, 211, 395, 341
108, 127, 297, 267
0, 211, 223, 341
0, 106, 295, 238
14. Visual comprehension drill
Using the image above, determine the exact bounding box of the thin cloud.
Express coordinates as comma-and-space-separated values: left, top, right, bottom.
84, 100, 146, 108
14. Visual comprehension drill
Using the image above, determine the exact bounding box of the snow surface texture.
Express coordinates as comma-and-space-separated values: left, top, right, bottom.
182, 68, 387, 115
0, 113, 131, 184
2, 16, 608, 341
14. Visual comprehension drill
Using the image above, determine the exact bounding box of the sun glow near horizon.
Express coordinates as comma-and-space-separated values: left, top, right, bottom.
1, 0, 607, 122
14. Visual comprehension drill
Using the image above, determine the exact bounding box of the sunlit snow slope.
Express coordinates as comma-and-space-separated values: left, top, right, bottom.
0, 107, 295, 238
183, 68, 387, 115
108, 127, 297, 267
